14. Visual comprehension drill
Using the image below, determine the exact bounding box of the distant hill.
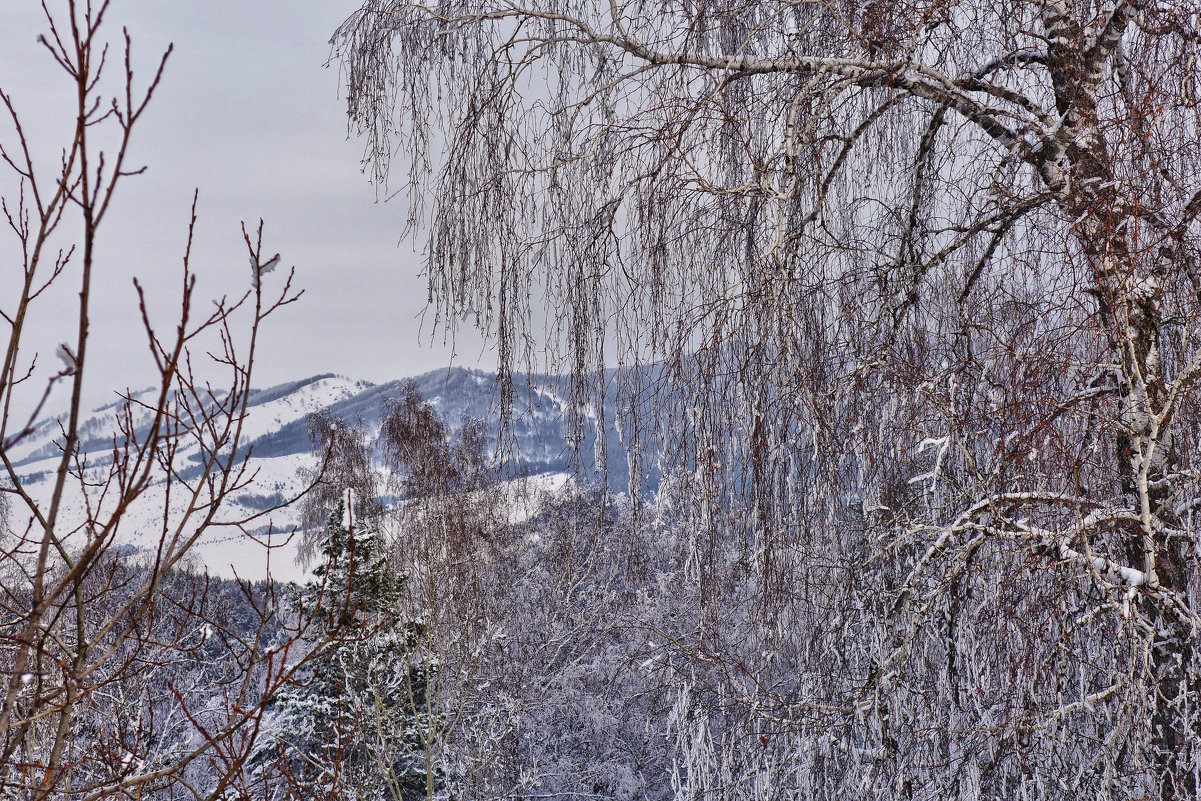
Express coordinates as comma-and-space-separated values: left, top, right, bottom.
235, 366, 661, 495
7, 366, 661, 581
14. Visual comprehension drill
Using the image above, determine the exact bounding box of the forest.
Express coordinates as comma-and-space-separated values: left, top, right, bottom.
4, 1, 1201, 799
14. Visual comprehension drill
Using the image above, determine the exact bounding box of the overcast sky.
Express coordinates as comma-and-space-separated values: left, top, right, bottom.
0, 1, 490, 414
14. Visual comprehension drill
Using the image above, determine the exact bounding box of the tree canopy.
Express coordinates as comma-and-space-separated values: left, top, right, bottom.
333, 2, 1201, 798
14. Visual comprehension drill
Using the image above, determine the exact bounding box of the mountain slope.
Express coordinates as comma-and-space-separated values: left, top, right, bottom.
7, 367, 659, 580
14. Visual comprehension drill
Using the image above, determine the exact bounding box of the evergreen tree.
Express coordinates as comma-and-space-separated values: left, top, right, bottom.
255, 500, 440, 801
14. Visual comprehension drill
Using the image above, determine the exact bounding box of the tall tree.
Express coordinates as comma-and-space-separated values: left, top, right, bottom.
378, 382, 499, 801
255, 502, 431, 801
335, 2, 1201, 798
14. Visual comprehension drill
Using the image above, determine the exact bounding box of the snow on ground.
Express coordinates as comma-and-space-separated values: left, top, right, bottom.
6, 379, 346, 583
9, 446, 319, 583
8, 376, 575, 583
236, 375, 369, 442
506, 472, 572, 526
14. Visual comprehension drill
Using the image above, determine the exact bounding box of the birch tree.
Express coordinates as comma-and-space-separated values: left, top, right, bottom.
334, 2, 1201, 797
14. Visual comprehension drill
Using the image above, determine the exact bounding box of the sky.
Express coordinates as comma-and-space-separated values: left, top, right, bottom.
0, 1, 490, 416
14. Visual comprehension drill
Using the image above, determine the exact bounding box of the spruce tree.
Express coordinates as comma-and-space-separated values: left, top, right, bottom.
257, 499, 440, 800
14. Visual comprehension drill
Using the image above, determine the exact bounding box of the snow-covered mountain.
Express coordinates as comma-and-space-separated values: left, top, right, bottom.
7, 367, 657, 581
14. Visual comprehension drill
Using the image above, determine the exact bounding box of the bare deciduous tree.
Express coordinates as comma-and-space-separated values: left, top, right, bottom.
0, 4, 333, 798
335, 2, 1201, 797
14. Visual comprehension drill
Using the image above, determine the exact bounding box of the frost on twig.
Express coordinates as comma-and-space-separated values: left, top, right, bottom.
55, 343, 76, 374
249, 252, 280, 288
